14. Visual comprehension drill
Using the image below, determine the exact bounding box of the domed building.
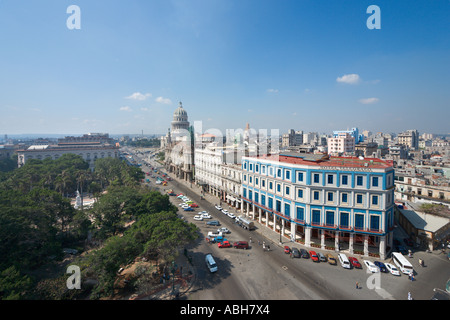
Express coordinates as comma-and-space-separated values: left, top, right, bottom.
162, 102, 194, 182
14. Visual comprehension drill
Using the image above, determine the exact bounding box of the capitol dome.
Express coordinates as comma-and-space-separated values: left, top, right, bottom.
171, 102, 190, 133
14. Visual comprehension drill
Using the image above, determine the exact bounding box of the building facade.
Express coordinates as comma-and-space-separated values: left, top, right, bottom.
241, 152, 395, 259
327, 132, 355, 155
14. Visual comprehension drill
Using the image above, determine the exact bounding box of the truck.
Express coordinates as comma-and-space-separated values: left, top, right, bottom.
235, 215, 255, 230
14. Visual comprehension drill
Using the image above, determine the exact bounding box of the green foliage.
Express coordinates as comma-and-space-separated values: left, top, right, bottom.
0, 266, 33, 300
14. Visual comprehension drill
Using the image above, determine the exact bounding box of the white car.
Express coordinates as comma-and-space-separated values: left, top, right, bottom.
221, 209, 229, 215
193, 215, 203, 221
363, 260, 380, 273
208, 231, 223, 238
227, 213, 236, 219
385, 263, 401, 276
201, 213, 212, 219
217, 227, 230, 234
215, 205, 223, 210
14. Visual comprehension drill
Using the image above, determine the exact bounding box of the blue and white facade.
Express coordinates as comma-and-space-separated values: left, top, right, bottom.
241, 154, 395, 259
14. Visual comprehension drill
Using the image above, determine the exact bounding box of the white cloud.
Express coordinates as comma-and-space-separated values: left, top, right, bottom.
267, 88, 279, 93
155, 96, 172, 105
336, 74, 361, 84
359, 97, 379, 104
125, 92, 152, 100
140, 107, 149, 111
119, 106, 132, 112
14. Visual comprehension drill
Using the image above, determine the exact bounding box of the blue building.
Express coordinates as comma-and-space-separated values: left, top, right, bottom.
241, 152, 395, 259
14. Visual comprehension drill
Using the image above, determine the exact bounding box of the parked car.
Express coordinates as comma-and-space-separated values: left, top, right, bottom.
206, 220, 220, 226
189, 203, 199, 208
208, 231, 223, 238
233, 241, 249, 249
183, 207, 194, 211
403, 238, 414, 247
349, 257, 362, 269
310, 251, 320, 262
363, 260, 379, 273
218, 240, 232, 248
317, 252, 327, 262
291, 247, 300, 258
374, 261, 387, 272
325, 253, 337, 265
300, 249, 310, 259
201, 213, 212, 219
217, 227, 230, 234
284, 246, 291, 254
227, 213, 236, 219
221, 209, 229, 215
193, 215, 203, 221
385, 263, 401, 276
215, 205, 223, 210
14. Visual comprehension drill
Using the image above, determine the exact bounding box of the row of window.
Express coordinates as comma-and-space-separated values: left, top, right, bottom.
243, 196, 386, 232
242, 163, 393, 190
243, 181, 392, 208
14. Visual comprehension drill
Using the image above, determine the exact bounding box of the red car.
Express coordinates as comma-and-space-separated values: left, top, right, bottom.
284, 246, 291, 254
309, 251, 319, 262
189, 203, 199, 208
218, 241, 232, 248
349, 257, 362, 269
233, 241, 249, 249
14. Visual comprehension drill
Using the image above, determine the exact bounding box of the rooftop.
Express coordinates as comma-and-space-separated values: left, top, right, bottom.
245, 152, 393, 170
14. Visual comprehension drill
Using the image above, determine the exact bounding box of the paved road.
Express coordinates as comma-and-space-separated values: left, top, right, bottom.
130, 148, 450, 300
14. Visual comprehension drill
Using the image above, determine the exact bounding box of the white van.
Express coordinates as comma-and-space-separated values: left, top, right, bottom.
338, 253, 351, 269
205, 254, 218, 273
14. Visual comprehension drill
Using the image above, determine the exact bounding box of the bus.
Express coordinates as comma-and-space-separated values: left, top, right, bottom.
392, 252, 414, 275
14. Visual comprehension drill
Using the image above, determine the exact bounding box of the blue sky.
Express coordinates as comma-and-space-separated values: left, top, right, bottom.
0, 0, 449, 136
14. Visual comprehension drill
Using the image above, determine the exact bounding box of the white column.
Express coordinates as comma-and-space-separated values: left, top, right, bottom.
291, 223, 296, 242
349, 233, 354, 254
379, 236, 386, 260
258, 207, 262, 224
364, 235, 369, 257
273, 215, 276, 232
305, 227, 311, 247
335, 231, 339, 252
265, 211, 269, 227
321, 230, 325, 249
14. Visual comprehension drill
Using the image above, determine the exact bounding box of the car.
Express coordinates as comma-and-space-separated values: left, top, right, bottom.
291, 247, 300, 258
217, 227, 230, 234
206, 220, 220, 226
189, 203, 199, 208
201, 213, 212, 219
221, 209, 229, 215
300, 249, 310, 259
233, 241, 249, 249
177, 194, 184, 198
181, 204, 190, 209
403, 238, 414, 247
227, 213, 236, 219
374, 261, 387, 272
284, 246, 291, 254
385, 263, 401, 276
215, 205, 223, 210
317, 252, 327, 262
183, 207, 194, 211
363, 260, 380, 273
208, 231, 223, 238
185, 201, 194, 205
168, 192, 176, 196
218, 241, 232, 248
349, 257, 362, 269
310, 251, 320, 262
325, 253, 337, 265
193, 215, 203, 221
396, 245, 408, 255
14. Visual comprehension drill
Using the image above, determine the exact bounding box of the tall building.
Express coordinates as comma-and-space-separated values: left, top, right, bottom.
333, 127, 364, 144
163, 102, 194, 182
241, 152, 395, 259
398, 129, 419, 150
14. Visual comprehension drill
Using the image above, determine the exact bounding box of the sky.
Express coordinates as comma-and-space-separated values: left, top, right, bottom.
0, 0, 449, 136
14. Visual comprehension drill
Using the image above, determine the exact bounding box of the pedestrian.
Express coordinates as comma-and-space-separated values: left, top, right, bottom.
356, 282, 359, 289
249, 237, 252, 243
267, 245, 270, 251
408, 292, 412, 300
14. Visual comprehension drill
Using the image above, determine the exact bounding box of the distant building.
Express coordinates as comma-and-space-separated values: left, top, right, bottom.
398, 129, 419, 150
16, 133, 119, 169
327, 132, 355, 155
333, 127, 363, 144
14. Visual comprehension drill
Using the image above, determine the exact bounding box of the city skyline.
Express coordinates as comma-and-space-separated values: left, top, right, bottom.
0, 0, 449, 135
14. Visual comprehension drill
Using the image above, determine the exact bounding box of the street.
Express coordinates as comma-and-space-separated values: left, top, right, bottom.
129, 147, 450, 300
